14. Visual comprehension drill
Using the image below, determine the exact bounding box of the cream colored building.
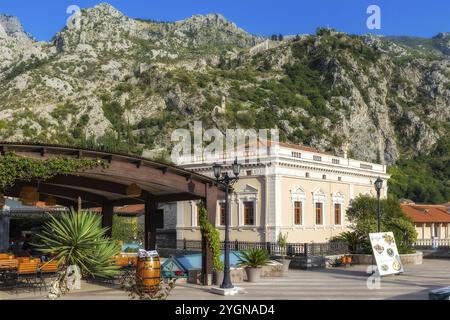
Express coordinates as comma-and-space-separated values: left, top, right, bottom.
401, 203, 450, 240
175, 142, 390, 243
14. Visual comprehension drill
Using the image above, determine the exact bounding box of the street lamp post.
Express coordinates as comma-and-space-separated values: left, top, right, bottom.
212, 158, 241, 289
374, 177, 383, 233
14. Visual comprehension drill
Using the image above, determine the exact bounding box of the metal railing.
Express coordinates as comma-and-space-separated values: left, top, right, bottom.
156, 239, 349, 258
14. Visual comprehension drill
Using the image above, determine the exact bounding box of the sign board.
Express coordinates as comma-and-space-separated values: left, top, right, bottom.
369, 232, 404, 276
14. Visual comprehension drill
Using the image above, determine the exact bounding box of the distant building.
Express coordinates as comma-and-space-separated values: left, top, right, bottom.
401, 203, 450, 239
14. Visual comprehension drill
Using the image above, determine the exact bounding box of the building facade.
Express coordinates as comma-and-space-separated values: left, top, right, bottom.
176, 142, 390, 243
401, 202, 450, 240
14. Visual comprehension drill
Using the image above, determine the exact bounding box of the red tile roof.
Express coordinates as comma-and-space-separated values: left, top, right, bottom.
401, 204, 450, 223
116, 204, 145, 215
90, 204, 145, 216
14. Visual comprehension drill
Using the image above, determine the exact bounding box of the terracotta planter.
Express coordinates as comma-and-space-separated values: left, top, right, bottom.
214, 270, 224, 286
245, 267, 262, 282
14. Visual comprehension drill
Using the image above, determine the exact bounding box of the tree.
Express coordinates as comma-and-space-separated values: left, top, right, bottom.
346, 195, 417, 254
278, 34, 284, 41
112, 215, 143, 244
271, 34, 278, 41
198, 202, 223, 271
35, 209, 121, 299
388, 135, 450, 204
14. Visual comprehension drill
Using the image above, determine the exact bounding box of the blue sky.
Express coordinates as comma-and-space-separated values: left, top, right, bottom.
0, 0, 449, 41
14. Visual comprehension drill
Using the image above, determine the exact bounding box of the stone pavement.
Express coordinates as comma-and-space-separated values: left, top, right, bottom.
1, 259, 449, 300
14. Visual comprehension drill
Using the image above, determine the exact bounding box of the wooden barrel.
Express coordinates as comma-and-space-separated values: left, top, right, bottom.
136, 255, 161, 289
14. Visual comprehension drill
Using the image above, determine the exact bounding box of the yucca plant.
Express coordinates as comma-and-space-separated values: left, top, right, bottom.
238, 248, 271, 268
35, 208, 121, 298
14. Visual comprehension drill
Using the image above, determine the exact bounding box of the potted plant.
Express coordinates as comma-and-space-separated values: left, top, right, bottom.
277, 232, 291, 273
197, 203, 224, 286
346, 255, 353, 264
213, 262, 225, 286
238, 248, 270, 282
341, 255, 353, 264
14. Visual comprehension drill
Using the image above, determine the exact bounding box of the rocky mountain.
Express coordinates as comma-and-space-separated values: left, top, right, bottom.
385, 32, 450, 57
0, 14, 32, 39
0, 3, 449, 202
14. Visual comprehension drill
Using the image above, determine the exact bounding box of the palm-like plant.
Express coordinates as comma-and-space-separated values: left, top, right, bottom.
238, 248, 271, 268
35, 208, 121, 279
332, 231, 368, 254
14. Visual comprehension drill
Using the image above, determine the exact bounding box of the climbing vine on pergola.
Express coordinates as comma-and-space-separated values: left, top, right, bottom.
0, 153, 108, 193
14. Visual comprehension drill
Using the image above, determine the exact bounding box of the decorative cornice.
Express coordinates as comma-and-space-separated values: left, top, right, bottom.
185, 160, 389, 180
277, 160, 389, 179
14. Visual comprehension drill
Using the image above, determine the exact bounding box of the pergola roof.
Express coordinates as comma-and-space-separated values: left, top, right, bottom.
1, 142, 225, 208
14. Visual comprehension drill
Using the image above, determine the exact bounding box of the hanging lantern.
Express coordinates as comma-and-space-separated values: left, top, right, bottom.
46, 196, 57, 207
19, 187, 40, 206
0, 194, 5, 209
126, 183, 141, 198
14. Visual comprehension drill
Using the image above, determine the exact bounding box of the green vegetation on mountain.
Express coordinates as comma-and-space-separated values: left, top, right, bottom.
389, 134, 450, 203
0, 4, 449, 204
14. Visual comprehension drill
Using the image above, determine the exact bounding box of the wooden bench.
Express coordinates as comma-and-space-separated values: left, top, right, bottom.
40, 261, 59, 274
115, 257, 130, 267
16, 261, 44, 293
39, 261, 59, 289
0, 254, 12, 260
0, 259, 18, 270
17, 261, 40, 276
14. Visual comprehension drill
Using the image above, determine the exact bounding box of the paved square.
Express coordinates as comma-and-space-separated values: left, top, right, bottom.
2, 259, 449, 300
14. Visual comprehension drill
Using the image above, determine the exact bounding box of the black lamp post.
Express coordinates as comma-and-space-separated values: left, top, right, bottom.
212, 158, 241, 289
374, 177, 383, 232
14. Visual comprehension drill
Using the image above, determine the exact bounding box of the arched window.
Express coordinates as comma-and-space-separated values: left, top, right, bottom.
291, 187, 306, 226
312, 189, 327, 226
237, 185, 258, 227
332, 192, 345, 226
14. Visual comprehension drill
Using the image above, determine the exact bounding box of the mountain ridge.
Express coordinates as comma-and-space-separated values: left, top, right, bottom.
2, 3, 449, 46
0, 14, 33, 40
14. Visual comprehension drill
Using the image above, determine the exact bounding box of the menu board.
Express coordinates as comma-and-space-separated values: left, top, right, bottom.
369, 232, 404, 276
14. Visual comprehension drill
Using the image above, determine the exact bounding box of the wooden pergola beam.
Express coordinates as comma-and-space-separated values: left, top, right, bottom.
45, 176, 129, 197
39, 184, 107, 205
5, 181, 108, 206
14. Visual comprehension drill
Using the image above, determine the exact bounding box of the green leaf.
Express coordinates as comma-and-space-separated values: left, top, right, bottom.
35, 208, 121, 278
